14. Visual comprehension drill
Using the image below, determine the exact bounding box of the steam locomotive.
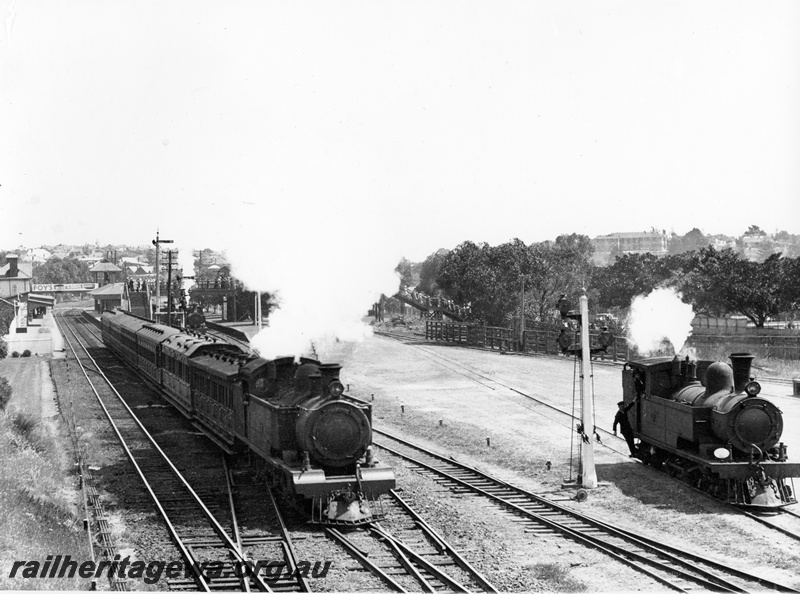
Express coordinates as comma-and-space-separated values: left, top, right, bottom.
622, 353, 799, 508
100, 310, 395, 524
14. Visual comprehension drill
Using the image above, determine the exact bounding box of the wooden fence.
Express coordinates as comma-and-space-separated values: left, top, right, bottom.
425, 320, 631, 361
687, 334, 800, 360
425, 320, 800, 361
425, 321, 515, 351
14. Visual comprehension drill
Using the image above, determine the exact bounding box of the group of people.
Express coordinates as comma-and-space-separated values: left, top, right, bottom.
127, 277, 150, 292
399, 286, 471, 318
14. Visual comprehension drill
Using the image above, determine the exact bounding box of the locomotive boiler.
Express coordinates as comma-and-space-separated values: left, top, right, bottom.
100, 310, 395, 524
622, 352, 799, 508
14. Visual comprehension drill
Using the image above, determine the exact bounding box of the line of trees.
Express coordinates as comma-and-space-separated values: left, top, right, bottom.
30, 257, 93, 284
406, 239, 800, 329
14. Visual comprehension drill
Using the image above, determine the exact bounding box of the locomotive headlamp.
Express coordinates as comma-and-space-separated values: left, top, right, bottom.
745, 380, 761, 397
713, 447, 731, 460
328, 380, 345, 399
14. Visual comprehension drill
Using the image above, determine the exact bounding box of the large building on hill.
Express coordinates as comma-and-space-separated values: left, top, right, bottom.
591, 230, 669, 265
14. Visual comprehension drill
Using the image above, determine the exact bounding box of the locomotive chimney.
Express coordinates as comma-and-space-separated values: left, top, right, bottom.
729, 353, 755, 394
318, 363, 342, 393
686, 359, 698, 384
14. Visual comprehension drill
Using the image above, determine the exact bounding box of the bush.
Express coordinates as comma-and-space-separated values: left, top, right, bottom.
11, 351, 19, 358
0, 377, 11, 410
0, 340, 6, 359
21, 349, 31, 357
9, 412, 40, 443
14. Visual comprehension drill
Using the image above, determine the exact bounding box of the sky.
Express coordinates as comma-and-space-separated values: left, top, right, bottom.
2, 1, 800, 353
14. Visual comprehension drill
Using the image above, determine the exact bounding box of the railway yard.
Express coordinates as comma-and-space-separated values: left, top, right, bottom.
2, 306, 800, 592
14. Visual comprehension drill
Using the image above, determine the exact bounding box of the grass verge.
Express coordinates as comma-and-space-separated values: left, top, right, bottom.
0, 412, 88, 590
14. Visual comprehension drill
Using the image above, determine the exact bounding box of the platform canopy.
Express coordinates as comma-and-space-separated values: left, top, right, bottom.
27, 293, 56, 307
89, 282, 125, 297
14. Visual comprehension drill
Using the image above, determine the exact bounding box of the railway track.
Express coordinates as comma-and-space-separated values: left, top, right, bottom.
374, 428, 799, 593
56, 311, 303, 591
325, 489, 497, 593
375, 330, 800, 540
373, 329, 632, 457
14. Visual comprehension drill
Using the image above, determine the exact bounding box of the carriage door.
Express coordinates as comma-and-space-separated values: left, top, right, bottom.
232, 379, 247, 439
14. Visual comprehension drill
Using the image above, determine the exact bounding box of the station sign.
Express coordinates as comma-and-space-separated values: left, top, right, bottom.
32, 283, 98, 292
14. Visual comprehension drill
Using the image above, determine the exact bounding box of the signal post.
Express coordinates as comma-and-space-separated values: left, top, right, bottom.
557, 291, 614, 495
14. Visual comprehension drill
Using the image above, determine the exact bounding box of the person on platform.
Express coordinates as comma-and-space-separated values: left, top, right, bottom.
613, 400, 637, 457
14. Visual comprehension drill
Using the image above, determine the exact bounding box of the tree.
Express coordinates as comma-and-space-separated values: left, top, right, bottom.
526, 234, 595, 322
668, 228, 708, 255
394, 258, 414, 291
437, 241, 504, 324
416, 249, 448, 295
673, 248, 800, 326
32, 257, 92, 284
595, 253, 672, 310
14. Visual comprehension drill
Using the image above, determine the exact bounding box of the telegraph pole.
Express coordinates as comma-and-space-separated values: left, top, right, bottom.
165, 250, 177, 327
152, 231, 173, 322
519, 276, 526, 350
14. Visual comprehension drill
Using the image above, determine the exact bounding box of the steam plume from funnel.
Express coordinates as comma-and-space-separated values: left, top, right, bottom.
225, 224, 401, 361
176, 244, 196, 292
628, 288, 695, 355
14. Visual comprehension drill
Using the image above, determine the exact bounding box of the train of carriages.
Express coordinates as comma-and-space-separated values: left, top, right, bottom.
622, 352, 799, 508
100, 309, 395, 524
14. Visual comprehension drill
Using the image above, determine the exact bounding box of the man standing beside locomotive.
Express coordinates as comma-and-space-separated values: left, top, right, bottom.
613, 401, 637, 457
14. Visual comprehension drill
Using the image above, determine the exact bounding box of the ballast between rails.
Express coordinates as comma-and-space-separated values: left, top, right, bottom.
55, 311, 273, 592
373, 428, 799, 593
100, 308, 395, 525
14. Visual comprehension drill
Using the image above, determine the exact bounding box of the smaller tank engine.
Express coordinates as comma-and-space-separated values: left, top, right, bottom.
622, 352, 799, 508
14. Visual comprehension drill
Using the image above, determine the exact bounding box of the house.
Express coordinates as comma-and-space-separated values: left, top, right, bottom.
0, 255, 32, 299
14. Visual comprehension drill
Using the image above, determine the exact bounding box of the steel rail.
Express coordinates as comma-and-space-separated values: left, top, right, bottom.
223, 456, 250, 593
371, 527, 436, 592
57, 312, 274, 592
57, 313, 212, 592
264, 481, 310, 592
377, 335, 632, 455
388, 490, 498, 593
324, 527, 407, 592
736, 508, 800, 544
369, 524, 472, 593
375, 429, 800, 592
375, 433, 766, 593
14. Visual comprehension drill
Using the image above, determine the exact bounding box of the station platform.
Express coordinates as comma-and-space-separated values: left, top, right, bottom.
3, 308, 65, 358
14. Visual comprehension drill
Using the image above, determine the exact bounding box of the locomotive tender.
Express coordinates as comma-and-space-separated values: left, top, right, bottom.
622, 352, 799, 508
100, 309, 395, 524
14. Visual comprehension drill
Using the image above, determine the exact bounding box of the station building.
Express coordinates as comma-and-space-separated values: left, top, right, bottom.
1, 254, 63, 356
591, 230, 669, 265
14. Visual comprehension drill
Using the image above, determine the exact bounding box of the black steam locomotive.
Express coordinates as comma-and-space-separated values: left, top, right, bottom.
100, 310, 395, 524
622, 353, 799, 508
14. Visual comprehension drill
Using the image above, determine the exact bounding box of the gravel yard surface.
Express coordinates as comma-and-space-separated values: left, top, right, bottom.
6, 314, 800, 592
315, 330, 800, 592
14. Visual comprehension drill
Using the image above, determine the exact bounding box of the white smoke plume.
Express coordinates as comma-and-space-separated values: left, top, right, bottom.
175, 243, 196, 292
627, 288, 695, 356
226, 232, 401, 360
